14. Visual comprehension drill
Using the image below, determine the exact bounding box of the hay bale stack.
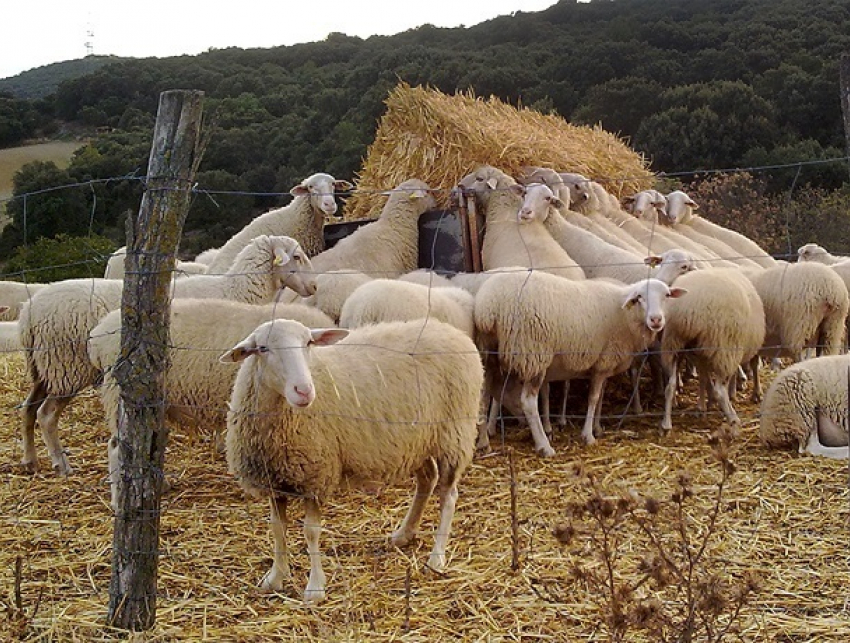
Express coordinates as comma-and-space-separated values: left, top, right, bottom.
344, 82, 656, 220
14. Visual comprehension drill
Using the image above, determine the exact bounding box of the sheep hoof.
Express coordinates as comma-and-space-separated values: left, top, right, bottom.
535, 444, 556, 458
303, 585, 326, 604
425, 553, 446, 573
20, 459, 38, 474
390, 529, 415, 548
581, 435, 596, 447
53, 459, 73, 477
259, 569, 286, 594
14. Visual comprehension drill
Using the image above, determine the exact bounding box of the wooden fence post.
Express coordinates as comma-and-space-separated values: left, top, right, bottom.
107, 89, 204, 631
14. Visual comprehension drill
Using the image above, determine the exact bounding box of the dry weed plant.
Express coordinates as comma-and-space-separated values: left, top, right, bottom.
550, 424, 761, 642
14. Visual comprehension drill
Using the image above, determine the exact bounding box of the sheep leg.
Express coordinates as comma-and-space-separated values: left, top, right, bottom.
260, 496, 291, 593
661, 354, 679, 433
557, 380, 571, 427
711, 376, 740, 428
427, 470, 461, 572
303, 498, 326, 604
20, 380, 47, 472
540, 381, 554, 437
36, 396, 72, 476
749, 355, 762, 404
628, 360, 643, 415
391, 458, 439, 548
519, 377, 555, 457
582, 374, 606, 445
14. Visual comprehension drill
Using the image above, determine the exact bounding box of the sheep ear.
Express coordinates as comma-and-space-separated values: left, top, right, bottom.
645, 255, 663, 267
686, 197, 699, 209
508, 183, 526, 196
622, 295, 640, 310
334, 179, 354, 192
310, 328, 349, 346
272, 246, 292, 266
668, 287, 688, 299
220, 336, 261, 363
408, 188, 429, 201
550, 196, 565, 209
486, 178, 499, 190
623, 195, 636, 205
290, 184, 310, 197
0, 305, 8, 314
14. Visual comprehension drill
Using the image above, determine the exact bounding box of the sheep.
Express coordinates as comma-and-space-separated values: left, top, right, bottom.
204, 172, 353, 274
104, 246, 209, 280
17, 235, 317, 476
474, 271, 685, 454
305, 178, 437, 280
193, 247, 220, 266
666, 190, 778, 268
457, 166, 585, 280
88, 298, 336, 509
626, 190, 763, 269
219, 318, 483, 603
0, 281, 48, 321
797, 243, 850, 265
304, 270, 373, 324
339, 279, 474, 337
657, 268, 766, 433
398, 269, 455, 288
759, 354, 850, 459
744, 262, 849, 380
0, 318, 21, 352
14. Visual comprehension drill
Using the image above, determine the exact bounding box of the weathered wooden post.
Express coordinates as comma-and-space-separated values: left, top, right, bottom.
841, 53, 850, 180
107, 89, 204, 631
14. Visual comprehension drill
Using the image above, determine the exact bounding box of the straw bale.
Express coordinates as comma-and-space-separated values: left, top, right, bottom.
2, 350, 849, 641
344, 82, 656, 220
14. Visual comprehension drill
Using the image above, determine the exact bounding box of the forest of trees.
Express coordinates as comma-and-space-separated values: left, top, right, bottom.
1, 0, 849, 272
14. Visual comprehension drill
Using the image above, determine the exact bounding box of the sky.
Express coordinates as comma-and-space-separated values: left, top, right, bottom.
1, 0, 560, 80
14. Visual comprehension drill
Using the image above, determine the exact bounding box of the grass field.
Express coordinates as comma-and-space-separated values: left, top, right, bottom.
0, 141, 84, 223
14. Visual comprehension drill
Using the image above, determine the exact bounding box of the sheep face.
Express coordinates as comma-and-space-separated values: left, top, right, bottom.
290, 173, 353, 218
797, 243, 826, 262
558, 172, 591, 205
515, 183, 563, 223
265, 236, 318, 297
665, 190, 699, 224
622, 278, 687, 333
220, 319, 349, 408
646, 249, 699, 285
625, 190, 668, 223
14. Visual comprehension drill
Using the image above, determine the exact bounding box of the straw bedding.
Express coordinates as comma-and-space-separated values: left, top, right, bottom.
343, 83, 656, 220
1, 349, 848, 642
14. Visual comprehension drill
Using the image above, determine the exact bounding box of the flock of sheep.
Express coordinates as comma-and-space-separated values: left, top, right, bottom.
1, 166, 849, 603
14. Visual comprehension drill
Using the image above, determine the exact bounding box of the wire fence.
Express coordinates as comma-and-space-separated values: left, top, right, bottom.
1, 157, 849, 640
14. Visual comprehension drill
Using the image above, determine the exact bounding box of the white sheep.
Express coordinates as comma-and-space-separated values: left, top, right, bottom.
0, 319, 21, 352
797, 243, 850, 265
104, 246, 209, 279
193, 247, 220, 266
666, 190, 777, 268
759, 354, 849, 459
658, 268, 765, 432
0, 281, 48, 321
305, 178, 437, 279
87, 298, 335, 509
17, 235, 317, 476
744, 262, 849, 385
626, 190, 763, 269
304, 270, 373, 324
474, 271, 685, 454
339, 279, 474, 337
457, 166, 585, 280
204, 172, 353, 274
398, 269, 455, 288
219, 318, 483, 603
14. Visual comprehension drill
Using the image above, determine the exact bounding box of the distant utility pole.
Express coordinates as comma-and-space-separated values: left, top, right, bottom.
841, 53, 850, 179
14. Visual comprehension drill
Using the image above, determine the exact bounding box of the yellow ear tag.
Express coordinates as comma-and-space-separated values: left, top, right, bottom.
273, 255, 284, 266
